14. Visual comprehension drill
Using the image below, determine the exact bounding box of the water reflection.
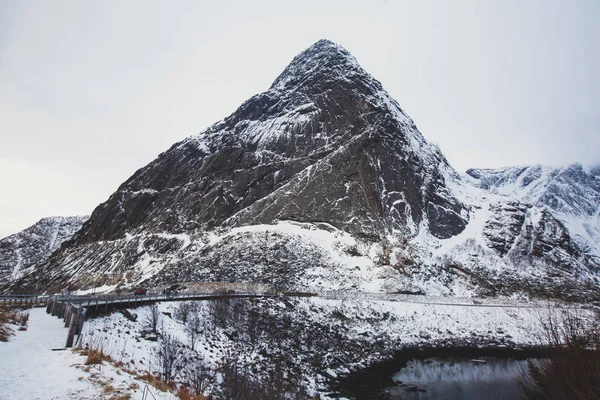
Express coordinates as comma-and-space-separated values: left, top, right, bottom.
387, 357, 530, 400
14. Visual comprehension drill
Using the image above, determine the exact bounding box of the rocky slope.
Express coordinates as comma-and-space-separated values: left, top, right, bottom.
5, 40, 600, 299
0, 216, 87, 283
466, 163, 600, 256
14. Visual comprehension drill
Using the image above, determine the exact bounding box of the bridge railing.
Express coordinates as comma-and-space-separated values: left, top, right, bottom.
0, 294, 54, 305
69, 291, 278, 307
0, 290, 280, 306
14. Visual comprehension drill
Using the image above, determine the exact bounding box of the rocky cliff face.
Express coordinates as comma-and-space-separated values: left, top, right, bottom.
69, 40, 467, 245
5, 41, 599, 299
0, 216, 87, 283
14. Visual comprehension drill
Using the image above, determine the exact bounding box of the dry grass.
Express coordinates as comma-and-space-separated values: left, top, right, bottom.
0, 320, 13, 342
0, 306, 30, 341
110, 395, 131, 400
79, 337, 113, 366
176, 386, 207, 400
77, 334, 203, 400
102, 383, 116, 394
138, 371, 172, 392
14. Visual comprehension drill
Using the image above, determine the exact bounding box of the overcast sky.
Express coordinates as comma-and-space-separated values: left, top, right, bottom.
1, 0, 599, 239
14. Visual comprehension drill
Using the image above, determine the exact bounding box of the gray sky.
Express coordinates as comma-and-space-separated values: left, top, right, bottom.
1, 0, 599, 239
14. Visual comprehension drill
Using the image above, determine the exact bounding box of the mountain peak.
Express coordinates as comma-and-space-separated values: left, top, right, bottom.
306, 38, 345, 52
270, 39, 364, 90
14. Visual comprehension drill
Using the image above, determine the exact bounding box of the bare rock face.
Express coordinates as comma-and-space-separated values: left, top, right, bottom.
68, 40, 467, 246
482, 201, 527, 256
0, 216, 87, 282
515, 210, 586, 271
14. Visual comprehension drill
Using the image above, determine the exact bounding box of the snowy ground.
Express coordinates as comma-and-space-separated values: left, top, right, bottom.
0, 307, 175, 400
81, 296, 595, 397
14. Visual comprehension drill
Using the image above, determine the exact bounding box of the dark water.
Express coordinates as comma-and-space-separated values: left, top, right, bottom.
387, 357, 530, 400
333, 348, 546, 400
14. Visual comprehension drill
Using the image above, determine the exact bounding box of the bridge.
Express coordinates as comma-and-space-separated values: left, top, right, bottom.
0, 290, 306, 307
1, 290, 309, 348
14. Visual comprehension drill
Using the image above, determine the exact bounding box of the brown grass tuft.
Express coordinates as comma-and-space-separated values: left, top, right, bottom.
80, 338, 113, 365
109, 395, 131, 400
102, 383, 116, 394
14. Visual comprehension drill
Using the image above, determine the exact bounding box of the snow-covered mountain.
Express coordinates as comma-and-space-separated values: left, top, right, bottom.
465, 163, 600, 255
0, 216, 88, 282
5, 40, 600, 300
404, 163, 600, 299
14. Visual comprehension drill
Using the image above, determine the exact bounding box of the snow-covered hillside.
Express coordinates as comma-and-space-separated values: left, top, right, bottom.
81, 298, 594, 398
0, 216, 87, 282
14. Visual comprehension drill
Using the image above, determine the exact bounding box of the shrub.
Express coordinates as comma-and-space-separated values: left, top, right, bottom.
17, 311, 30, 331
521, 310, 600, 400
216, 351, 308, 400
174, 302, 194, 325
139, 371, 171, 392
145, 304, 162, 334
156, 333, 185, 383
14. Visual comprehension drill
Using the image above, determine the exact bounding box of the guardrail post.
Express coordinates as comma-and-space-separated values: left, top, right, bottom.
46, 299, 53, 314
65, 307, 80, 348
76, 308, 86, 336
64, 304, 72, 327
52, 300, 60, 316
63, 303, 68, 323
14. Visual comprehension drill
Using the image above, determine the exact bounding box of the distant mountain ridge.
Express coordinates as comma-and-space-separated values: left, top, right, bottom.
0, 216, 88, 283
465, 163, 600, 261
4, 40, 599, 300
